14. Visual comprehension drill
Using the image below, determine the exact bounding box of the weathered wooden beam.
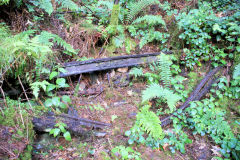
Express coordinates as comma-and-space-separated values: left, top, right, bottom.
161, 67, 222, 127
59, 52, 172, 77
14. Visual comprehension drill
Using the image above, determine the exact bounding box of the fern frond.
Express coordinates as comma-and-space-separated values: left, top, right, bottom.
35, 31, 77, 55
126, 0, 159, 23
97, 0, 113, 10
233, 63, 240, 79
132, 15, 166, 26
0, 30, 53, 78
0, 23, 10, 40
136, 105, 164, 140
142, 83, 180, 112
38, 0, 54, 15
157, 53, 172, 87
142, 83, 165, 102
56, 0, 79, 11
129, 67, 143, 78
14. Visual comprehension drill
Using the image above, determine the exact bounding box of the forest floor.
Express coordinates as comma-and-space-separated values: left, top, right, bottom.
31, 67, 216, 160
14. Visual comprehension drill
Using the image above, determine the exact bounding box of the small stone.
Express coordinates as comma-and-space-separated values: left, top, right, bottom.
117, 67, 128, 73
110, 69, 115, 77
79, 82, 86, 91
94, 132, 107, 137
127, 90, 133, 96
113, 100, 127, 107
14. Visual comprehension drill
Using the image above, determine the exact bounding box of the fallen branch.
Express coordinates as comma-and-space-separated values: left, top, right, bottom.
161, 67, 222, 127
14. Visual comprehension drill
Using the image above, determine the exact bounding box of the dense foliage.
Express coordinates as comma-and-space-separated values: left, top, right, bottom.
0, 0, 239, 159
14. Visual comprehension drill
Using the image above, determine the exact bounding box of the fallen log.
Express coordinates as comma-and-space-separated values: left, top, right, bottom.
59, 52, 172, 77
161, 67, 222, 127
33, 111, 111, 136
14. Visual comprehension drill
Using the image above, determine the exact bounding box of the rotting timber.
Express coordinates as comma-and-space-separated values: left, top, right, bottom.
161, 67, 222, 127
59, 52, 172, 77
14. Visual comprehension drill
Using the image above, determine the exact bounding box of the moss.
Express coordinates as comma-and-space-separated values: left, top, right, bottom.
0, 98, 35, 159
19, 145, 33, 160
99, 151, 111, 160
187, 72, 199, 91
217, 97, 240, 135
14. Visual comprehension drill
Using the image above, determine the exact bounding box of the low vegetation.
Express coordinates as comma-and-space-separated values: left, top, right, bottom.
0, 0, 239, 159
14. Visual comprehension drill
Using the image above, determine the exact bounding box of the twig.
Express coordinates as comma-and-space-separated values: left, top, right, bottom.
18, 102, 25, 128
18, 76, 33, 110
0, 83, 7, 110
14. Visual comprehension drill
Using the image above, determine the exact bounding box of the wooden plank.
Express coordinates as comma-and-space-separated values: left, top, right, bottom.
59, 52, 172, 77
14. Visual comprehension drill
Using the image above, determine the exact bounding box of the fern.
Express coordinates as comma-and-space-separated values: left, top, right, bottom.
0, 0, 9, 5
56, 0, 79, 11
157, 53, 172, 87
0, 24, 76, 79
132, 15, 166, 26
37, 0, 53, 15
97, 0, 113, 10
29, 0, 79, 15
129, 67, 143, 78
233, 63, 240, 79
126, 0, 159, 23
136, 105, 164, 140
142, 83, 180, 112
35, 31, 77, 55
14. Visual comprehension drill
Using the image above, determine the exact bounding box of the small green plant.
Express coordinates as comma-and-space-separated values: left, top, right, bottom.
125, 105, 164, 144
49, 122, 72, 141
129, 67, 143, 78
183, 98, 240, 158
111, 145, 142, 160
31, 68, 71, 111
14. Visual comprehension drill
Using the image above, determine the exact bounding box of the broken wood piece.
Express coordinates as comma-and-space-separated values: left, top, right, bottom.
59, 52, 172, 77
161, 67, 222, 127
33, 112, 111, 136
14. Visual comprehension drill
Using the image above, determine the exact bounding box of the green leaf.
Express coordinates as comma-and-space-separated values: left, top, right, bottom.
59, 103, 67, 109
52, 97, 61, 106
49, 128, 55, 135
128, 138, 134, 144
63, 131, 72, 141
45, 98, 53, 107
56, 78, 69, 88
111, 115, 118, 122
236, 46, 240, 52
46, 84, 56, 92
62, 95, 71, 103
58, 68, 67, 73
32, 87, 40, 99
49, 71, 58, 80
125, 130, 131, 136
53, 128, 60, 137
59, 125, 66, 133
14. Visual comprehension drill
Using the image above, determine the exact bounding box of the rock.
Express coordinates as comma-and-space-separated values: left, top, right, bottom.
110, 69, 115, 77
127, 90, 133, 96
79, 82, 86, 91
113, 100, 127, 107
117, 67, 128, 73
94, 132, 107, 137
